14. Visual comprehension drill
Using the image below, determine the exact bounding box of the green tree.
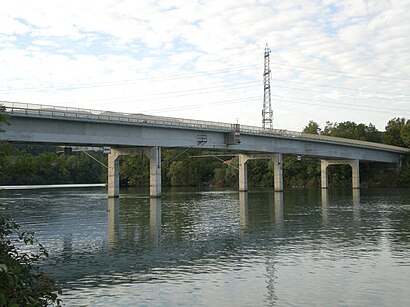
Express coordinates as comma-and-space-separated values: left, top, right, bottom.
322, 121, 381, 142
400, 120, 410, 148
0, 105, 9, 132
213, 167, 227, 187
303, 120, 320, 134
383, 118, 406, 147
168, 160, 190, 186
224, 158, 239, 187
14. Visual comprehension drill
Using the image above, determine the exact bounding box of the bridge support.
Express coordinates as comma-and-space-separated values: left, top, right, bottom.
147, 147, 162, 198
108, 150, 121, 198
108, 147, 162, 198
238, 155, 248, 192
273, 154, 283, 192
238, 153, 283, 192
321, 159, 360, 189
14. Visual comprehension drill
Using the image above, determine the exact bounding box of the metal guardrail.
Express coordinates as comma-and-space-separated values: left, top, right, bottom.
1, 101, 409, 154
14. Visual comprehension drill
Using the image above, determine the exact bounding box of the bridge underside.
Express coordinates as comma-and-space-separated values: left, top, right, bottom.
106, 147, 363, 197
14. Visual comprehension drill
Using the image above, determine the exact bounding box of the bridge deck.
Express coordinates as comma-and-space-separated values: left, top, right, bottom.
1, 101, 408, 155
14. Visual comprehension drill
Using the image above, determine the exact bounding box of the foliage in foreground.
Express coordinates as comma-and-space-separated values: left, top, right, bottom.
0, 215, 61, 306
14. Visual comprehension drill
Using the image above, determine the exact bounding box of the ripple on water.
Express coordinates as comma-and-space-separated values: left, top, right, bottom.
2, 188, 410, 306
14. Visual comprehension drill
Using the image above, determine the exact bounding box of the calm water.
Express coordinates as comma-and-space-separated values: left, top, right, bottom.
1, 187, 410, 306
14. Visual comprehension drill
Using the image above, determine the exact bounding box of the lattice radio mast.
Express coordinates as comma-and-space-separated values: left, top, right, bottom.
262, 44, 273, 129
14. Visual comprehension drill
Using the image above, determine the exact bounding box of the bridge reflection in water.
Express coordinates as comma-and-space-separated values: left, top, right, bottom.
108, 192, 285, 248
106, 191, 284, 306
322, 189, 360, 225
5, 187, 406, 305
44, 188, 399, 287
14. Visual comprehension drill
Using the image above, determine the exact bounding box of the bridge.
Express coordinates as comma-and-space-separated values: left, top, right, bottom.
1, 101, 408, 197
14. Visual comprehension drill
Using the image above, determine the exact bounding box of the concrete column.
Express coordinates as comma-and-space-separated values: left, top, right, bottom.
146, 147, 162, 198
238, 154, 249, 192
108, 149, 121, 198
351, 159, 360, 189
273, 153, 283, 192
321, 160, 329, 189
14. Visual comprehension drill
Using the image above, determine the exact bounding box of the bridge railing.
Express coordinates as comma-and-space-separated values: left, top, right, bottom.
2, 101, 409, 153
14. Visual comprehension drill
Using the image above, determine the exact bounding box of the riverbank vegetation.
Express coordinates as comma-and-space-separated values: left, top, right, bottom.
0, 118, 409, 188
0, 215, 62, 306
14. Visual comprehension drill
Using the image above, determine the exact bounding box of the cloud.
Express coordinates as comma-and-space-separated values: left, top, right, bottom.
1, 0, 410, 131
0, 15, 29, 35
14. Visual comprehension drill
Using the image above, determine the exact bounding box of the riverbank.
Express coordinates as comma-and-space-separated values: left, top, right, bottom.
0, 183, 106, 190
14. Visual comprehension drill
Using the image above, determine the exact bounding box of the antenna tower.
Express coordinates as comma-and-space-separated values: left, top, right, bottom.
262, 44, 273, 129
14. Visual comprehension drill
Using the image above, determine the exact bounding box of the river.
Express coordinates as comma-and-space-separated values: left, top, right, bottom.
1, 187, 409, 306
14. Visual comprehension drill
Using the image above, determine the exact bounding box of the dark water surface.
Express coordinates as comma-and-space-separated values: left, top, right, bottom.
1, 187, 410, 306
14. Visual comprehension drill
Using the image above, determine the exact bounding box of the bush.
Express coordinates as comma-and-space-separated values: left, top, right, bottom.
0, 216, 62, 306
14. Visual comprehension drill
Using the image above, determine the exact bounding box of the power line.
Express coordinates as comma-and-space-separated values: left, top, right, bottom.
269, 83, 410, 104
61, 81, 260, 106
0, 65, 260, 93
274, 96, 410, 116
271, 78, 410, 97
139, 96, 261, 113
54, 73, 410, 107
270, 62, 410, 83
271, 94, 410, 113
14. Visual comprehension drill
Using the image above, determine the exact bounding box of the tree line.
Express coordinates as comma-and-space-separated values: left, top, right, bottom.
0, 118, 409, 188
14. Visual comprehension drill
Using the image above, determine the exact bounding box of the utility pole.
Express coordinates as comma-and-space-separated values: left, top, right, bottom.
262, 44, 273, 129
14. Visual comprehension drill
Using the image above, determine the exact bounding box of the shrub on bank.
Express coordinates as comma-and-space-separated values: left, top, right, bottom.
0, 215, 62, 306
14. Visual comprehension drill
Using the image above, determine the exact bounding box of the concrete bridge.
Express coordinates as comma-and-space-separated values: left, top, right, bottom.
1, 101, 408, 197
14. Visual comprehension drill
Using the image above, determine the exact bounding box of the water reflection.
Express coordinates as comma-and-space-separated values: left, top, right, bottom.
352, 189, 360, 221
62, 234, 73, 260
149, 198, 161, 247
274, 192, 284, 232
265, 255, 278, 306
1, 188, 410, 306
321, 189, 329, 225
239, 192, 248, 231
108, 198, 120, 250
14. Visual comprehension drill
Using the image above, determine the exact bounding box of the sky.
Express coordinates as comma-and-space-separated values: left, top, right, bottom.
1, 0, 410, 132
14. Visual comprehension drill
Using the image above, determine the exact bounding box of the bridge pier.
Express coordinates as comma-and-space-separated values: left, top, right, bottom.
108, 147, 162, 198
238, 153, 283, 192
238, 155, 248, 192
272, 154, 283, 192
108, 150, 121, 198
321, 159, 360, 189
147, 147, 162, 198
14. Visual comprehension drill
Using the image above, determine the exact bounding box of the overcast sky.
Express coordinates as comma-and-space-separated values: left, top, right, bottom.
1, 0, 410, 131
